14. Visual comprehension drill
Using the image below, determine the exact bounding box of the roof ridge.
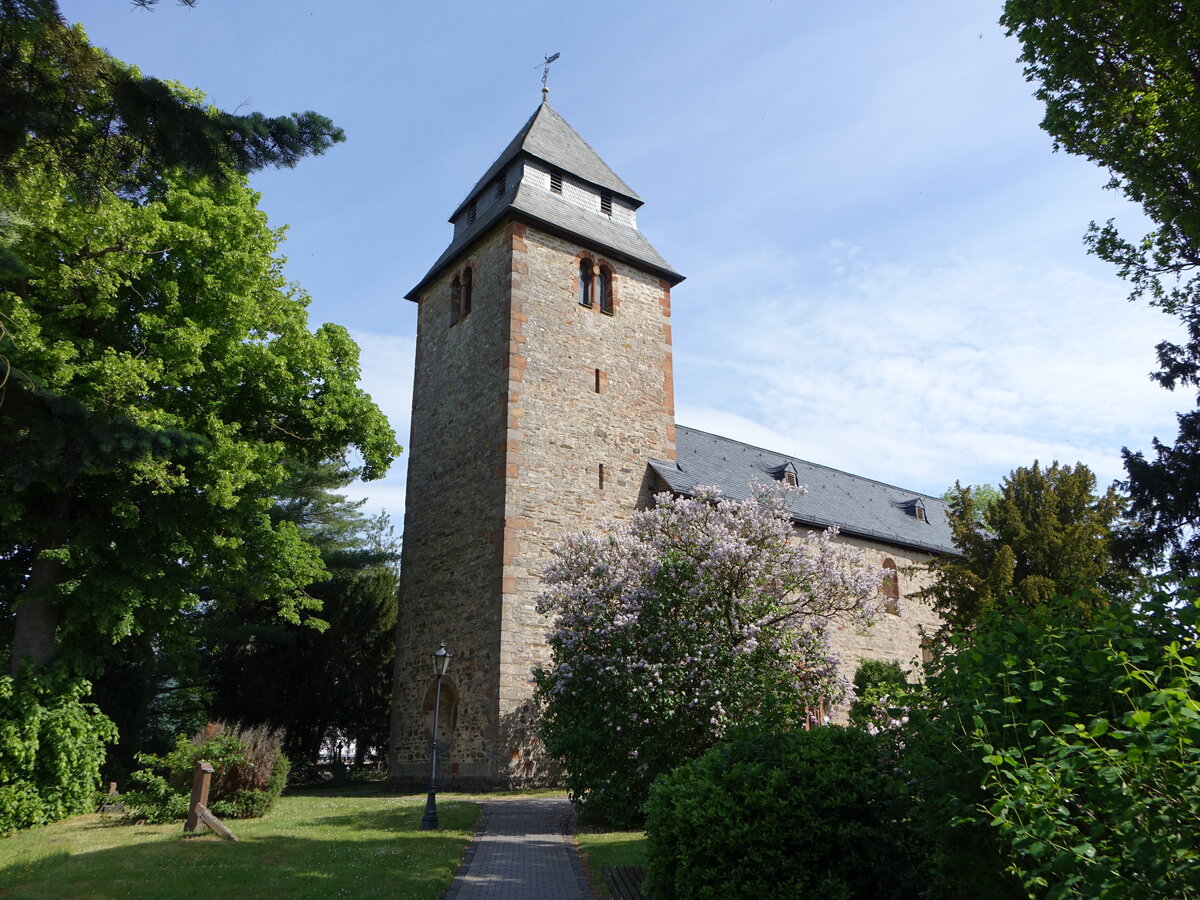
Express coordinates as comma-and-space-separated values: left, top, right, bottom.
526, 103, 641, 200
674, 424, 945, 501
450, 102, 641, 222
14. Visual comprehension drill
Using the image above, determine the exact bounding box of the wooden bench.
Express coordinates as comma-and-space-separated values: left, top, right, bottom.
603, 865, 646, 900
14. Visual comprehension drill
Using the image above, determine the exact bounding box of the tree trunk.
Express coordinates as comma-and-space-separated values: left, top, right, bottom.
10, 491, 71, 675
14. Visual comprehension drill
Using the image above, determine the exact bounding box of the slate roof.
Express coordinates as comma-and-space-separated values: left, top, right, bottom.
650, 425, 959, 556
451, 102, 641, 218
407, 102, 682, 300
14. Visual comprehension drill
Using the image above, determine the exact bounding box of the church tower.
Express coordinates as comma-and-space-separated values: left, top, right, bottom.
389, 102, 684, 788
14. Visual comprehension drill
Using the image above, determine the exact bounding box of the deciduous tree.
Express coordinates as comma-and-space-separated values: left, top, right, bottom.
533, 485, 881, 826
1001, 1, 1200, 573
0, 137, 397, 675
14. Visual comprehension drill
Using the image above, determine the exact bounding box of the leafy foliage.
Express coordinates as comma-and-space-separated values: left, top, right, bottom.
848, 658, 910, 732
1000, 1, 1200, 574
0, 664, 117, 835
942, 482, 1000, 525
922, 462, 1130, 632
204, 462, 400, 768
124, 721, 289, 823
0, 130, 397, 673
644, 726, 927, 900
534, 485, 881, 827
913, 584, 1200, 899
0, 4, 343, 199
0, 3, 391, 834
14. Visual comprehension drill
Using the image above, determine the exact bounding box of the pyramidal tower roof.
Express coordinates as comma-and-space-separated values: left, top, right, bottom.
451, 101, 642, 217
407, 101, 682, 300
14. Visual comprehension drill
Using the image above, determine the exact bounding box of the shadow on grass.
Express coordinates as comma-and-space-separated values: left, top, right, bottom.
2, 802, 479, 900
576, 831, 649, 898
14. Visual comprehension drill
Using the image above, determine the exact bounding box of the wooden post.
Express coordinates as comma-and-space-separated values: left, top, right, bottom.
194, 804, 238, 841
184, 762, 213, 833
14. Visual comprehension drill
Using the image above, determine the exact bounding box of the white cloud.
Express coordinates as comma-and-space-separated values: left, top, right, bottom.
674, 246, 1184, 496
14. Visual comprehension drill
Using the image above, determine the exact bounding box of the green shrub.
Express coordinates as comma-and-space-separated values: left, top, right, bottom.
644, 726, 927, 900
913, 583, 1200, 898
0, 665, 117, 835
124, 721, 289, 823
848, 658, 910, 731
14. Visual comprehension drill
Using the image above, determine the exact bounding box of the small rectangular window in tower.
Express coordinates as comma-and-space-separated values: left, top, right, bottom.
598, 463, 605, 490
594, 368, 607, 394
550, 171, 563, 194
600, 192, 613, 216
494, 172, 506, 201
468, 202, 477, 225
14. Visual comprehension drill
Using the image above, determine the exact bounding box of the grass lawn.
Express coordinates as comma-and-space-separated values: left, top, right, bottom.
0, 792, 480, 899
576, 830, 648, 898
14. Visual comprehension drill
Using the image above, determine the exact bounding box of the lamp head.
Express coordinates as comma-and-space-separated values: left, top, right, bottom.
432, 642, 451, 676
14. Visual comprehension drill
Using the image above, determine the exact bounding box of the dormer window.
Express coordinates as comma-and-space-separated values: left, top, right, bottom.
766, 461, 800, 486
897, 498, 928, 522
550, 171, 563, 194
579, 259, 594, 307
600, 192, 613, 216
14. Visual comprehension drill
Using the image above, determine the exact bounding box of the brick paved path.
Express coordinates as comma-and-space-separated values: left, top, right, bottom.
444, 796, 594, 899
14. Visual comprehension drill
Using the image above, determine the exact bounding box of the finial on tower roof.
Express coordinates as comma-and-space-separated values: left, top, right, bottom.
537, 52, 560, 101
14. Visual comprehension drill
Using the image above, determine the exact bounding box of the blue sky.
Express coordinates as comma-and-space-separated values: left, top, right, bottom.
58, 0, 1184, 517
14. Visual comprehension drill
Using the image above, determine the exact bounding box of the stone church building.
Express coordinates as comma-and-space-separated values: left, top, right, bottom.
387, 101, 957, 789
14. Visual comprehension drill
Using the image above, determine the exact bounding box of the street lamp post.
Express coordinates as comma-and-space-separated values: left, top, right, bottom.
420, 641, 452, 830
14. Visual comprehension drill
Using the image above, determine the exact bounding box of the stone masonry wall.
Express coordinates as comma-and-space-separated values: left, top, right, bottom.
390, 212, 942, 789
824, 534, 941, 705
389, 223, 514, 788
494, 223, 676, 784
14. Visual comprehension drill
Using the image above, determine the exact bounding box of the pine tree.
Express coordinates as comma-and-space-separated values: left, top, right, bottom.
0, 2, 344, 196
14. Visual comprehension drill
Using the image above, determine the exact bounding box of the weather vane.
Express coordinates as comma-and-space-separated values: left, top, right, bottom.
536, 52, 560, 100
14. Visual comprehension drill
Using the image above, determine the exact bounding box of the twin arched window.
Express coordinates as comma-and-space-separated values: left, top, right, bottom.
578, 258, 613, 314
451, 266, 473, 325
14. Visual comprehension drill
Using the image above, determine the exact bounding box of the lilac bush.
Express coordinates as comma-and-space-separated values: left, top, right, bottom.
533, 485, 883, 825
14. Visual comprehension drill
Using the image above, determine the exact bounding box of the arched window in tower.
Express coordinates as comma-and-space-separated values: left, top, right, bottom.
450, 274, 462, 325
881, 558, 900, 615
578, 259, 594, 307
598, 265, 613, 315
461, 266, 473, 317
